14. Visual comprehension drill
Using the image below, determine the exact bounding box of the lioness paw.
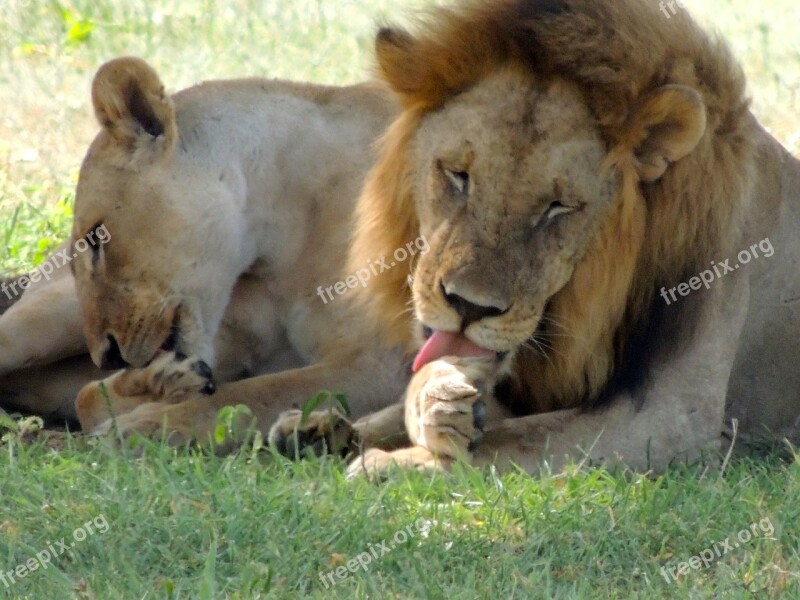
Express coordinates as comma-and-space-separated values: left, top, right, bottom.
77, 352, 216, 431
268, 408, 354, 459
146, 352, 216, 400
78, 352, 217, 431
406, 357, 495, 460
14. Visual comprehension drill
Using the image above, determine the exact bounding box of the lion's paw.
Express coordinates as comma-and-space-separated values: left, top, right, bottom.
345, 446, 448, 480
406, 357, 495, 460
268, 408, 354, 459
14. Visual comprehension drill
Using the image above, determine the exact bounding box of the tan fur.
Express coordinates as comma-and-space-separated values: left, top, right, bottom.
7, 3, 800, 479
0, 256, 301, 421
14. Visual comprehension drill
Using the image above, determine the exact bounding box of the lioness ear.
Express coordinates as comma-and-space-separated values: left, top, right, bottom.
91, 57, 176, 156
625, 85, 707, 182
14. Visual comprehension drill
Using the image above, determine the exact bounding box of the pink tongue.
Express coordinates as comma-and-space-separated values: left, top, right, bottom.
412, 330, 496, 373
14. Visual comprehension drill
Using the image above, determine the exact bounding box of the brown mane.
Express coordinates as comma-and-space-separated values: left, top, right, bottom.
349, 0, 756, 412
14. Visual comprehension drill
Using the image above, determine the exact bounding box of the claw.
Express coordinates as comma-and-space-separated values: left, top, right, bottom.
473, 400, 487, 431
191, 360, 213, 380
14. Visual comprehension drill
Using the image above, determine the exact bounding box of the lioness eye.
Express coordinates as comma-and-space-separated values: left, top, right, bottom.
546, 201, 574, 220
444, 169, 470, 195
85, 222, 105, 265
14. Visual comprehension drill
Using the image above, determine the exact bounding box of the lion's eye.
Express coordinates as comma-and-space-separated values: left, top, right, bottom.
545, 201, 574, 221
444, 169, 470, 196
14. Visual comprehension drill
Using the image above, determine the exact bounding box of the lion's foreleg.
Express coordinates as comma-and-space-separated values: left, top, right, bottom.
472, 401, 692, 474
347, 358, 512, 477
351, 276, 749, 477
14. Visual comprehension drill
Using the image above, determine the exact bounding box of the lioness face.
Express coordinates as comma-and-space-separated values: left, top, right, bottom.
69, 57, 250, 371
72, 145, 242, 370
410, 69, 616, 354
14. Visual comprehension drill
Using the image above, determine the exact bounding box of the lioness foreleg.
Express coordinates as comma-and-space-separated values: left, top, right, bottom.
76, 352, 215, 431
89, 353, 408, 450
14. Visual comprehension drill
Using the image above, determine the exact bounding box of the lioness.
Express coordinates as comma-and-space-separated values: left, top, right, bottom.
0, 57, 411, 443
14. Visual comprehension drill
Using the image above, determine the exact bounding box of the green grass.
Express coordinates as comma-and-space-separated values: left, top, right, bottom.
1, 1, 800, 598
1, 428, 798, 599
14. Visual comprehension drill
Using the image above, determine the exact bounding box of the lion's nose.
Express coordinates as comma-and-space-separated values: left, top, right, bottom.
100, 333, 129, 370
440, 281, 510, 328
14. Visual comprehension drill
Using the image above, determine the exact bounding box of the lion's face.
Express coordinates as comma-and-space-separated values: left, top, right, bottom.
358, 10, 708, 400
71, 58, 244, 370
409, 70, 615, 354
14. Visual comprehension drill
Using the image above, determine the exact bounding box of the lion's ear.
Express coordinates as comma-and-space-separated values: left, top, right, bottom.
91, 57, 176, 157
375, 27, 422, 98
375, 26, 477, 108
625, 85, 707, 182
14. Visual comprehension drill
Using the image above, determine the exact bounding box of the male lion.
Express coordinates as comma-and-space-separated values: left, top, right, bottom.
339, 0, 800, 475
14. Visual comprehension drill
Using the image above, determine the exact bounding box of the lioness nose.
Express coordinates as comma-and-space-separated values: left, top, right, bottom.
100, 334, 129, 370
441, 282, 509, 328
